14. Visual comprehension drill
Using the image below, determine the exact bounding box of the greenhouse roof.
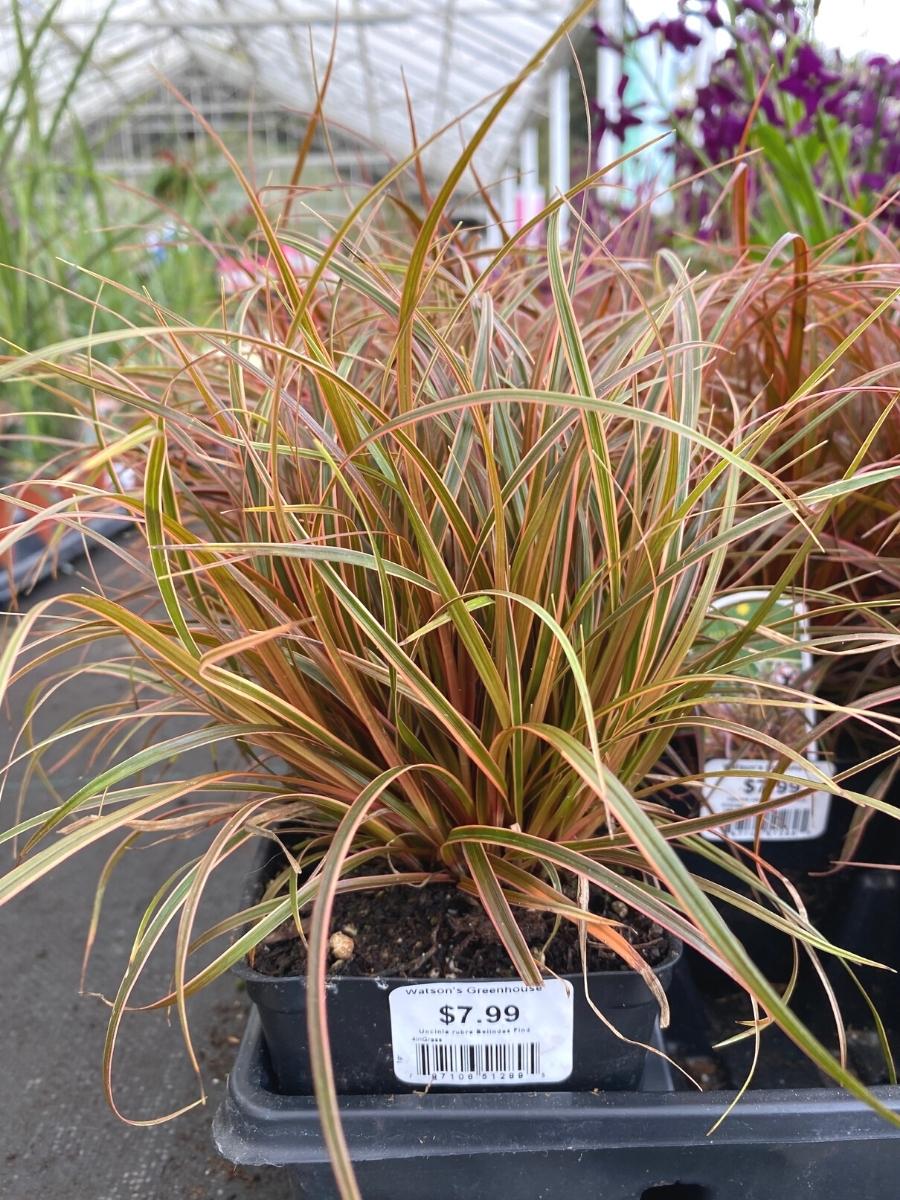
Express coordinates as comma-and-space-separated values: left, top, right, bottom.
5, 1, 581, 181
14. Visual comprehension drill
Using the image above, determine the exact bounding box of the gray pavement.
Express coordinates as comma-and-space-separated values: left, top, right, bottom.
0, 540, 290, 1199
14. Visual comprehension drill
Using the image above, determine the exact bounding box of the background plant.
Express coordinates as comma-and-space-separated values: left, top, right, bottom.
591, 0, 898, 247
0, 0, 219, 479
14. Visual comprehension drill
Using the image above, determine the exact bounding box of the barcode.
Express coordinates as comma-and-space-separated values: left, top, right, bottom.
414, 1040, 541, 1077
723, 805, 812, 841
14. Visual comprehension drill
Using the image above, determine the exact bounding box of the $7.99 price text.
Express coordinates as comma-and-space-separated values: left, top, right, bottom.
437, 1003, 520, 1025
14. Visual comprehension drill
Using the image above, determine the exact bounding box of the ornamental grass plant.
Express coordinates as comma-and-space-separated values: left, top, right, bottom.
676, 224, 900, 847
1, 13, 899, 1198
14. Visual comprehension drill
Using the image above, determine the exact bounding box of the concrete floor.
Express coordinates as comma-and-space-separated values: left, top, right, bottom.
0, 540, 290, 1199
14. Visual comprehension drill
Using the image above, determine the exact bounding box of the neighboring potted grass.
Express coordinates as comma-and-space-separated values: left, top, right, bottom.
690, 234, 900, 882
1, 15, 900, 1200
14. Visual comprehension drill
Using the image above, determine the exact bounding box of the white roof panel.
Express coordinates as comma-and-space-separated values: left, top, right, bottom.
6, 0, 579, 180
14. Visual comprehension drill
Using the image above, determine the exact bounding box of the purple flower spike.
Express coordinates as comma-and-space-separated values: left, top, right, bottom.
593, 0, 898, 235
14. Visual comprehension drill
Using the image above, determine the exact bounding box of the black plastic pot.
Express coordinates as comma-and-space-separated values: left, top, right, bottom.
217, 848, 900, 1195
214, 1011, 900, 1200
826, 867, 900, 1030
236, 947, 680, 1096
671, 749, 864, 984
234, 848, 681, 1095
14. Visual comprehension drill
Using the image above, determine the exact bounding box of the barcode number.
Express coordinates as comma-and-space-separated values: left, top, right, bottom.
415, 1040, 541, 1078
721, 805, 812, 841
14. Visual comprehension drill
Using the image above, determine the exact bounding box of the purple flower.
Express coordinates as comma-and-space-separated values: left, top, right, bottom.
591, 97, 644, 144
697, 80, 737, 110
856, 88, 880, 129
613, 108, 644, 140
591, 0, 898, 235
778, 44, 841, 116
701, 111, 748, 161
645, 17, 702, 53
796, 44, 840, 84
758, 93, 782, 125
590, 73, 646, 143
823, 88, 849, 119
697, 1, 724, 29
741, 0, 797, 18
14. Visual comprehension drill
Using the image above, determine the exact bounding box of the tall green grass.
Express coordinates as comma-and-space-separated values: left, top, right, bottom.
0, 0, 217, 476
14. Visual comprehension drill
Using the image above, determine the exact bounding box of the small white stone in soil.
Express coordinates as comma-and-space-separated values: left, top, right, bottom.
329, 931, 355, 960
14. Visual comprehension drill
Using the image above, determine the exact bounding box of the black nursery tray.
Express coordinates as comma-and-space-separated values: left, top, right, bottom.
214, 1010, 900, 1200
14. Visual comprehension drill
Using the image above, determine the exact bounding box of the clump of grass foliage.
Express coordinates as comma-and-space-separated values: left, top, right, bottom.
0, 8, 899, 1196
711, 235, 900, 593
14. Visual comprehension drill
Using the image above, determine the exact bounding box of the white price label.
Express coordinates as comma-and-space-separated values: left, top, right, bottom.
702, 758, 833, 842
388, 978, 573, 1086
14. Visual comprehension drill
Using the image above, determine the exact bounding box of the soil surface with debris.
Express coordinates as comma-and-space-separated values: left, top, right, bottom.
252, 879, 672, 979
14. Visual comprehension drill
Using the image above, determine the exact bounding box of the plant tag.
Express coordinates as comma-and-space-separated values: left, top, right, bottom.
699, 591, 831, 842
388, 978, 573, 1086
702, 757, 833, 842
